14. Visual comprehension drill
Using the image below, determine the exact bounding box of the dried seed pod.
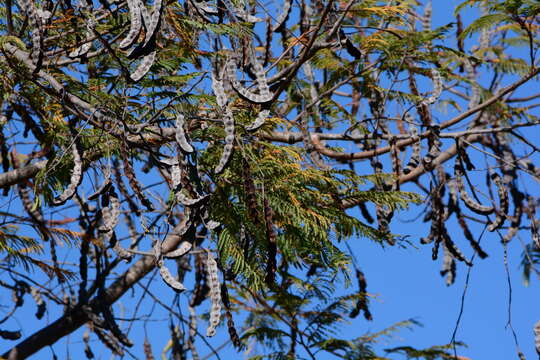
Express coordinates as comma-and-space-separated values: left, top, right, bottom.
421, 1, 432, 31
457, 214, 488, 258
175, 113, 194, 153
211, 70, 228, 108
159, 260, 186, 292
488, 173, 509, 232
17, 0, 44, 70
251, 54, 271, 99
69, 14, 96, 58
226, 58, 272, 104
99, 303, 133, 347
141, 0, 163, 49
53, 144, 83, 206
454, 163, 495, 215
245, 109, 270, 132
120, 141, 154, 210
113, 240, 133, 262
130, 50, 157, 82
422, 68, 442, 105
403, 123, 421, 174
83, 330, 94, 359
440, 245, 456, 286
442, 228, 472, 266
264, 198, 277, 286
30, 286, 46, 319
18, 184, 44, 224
164, 241, 192, 258
358, 202, 374, 224
0, 329, 22, 340
143, 337, 154, 360
422, 127, 441, 170
88, 167, 112, 200
215, 107, 235, 174
205, 250, 221, 337
273, 0, 292, 32
94, 327, 124, 356
389, 137, 401, 190
176, 190, 209, 207
119, 0, 142, 49
464, 59, 480, 109
349, 269, 372, 320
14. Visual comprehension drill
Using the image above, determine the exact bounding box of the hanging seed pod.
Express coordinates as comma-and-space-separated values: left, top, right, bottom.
164, 241, 192, 258
215, 106, 235, 174
53, 143, 83, 206
174, 113, 194, 153
245, 109, 270, 132
94, 327, 124, 356
187, 305, 200, 360
17, 0, 44, 70
403, 121, 421, 175
440, 245, 456, 286
457, 214, 488, 258
99, 303, 133, 347
389, 137, 401, 190
488, 173, 509, 232
120, 141, 154, 210
422, 126, 441, 170
358, 202, 374, 224
349, 269, 372, 320
141, 0, 163, 49
176, 191, 209, 207
226, 58, 273, 104
456, 140, 476, 171
422, 68, 442, 106
159, 260, 186, 292
83, 330, 94, 359
130, 50, 157, 82
88, 167, 112, 200
112, 240, 133, 262
0, 329, 22, 340
205, 250, 221, 337
119, 0, 142, 49
211, 69, 228, 108
30, 286, 46, 319
18, 184, 44, 224
69, 14, 96, 58
454, 162, 495, 215
273, 0, 292, 32
422, 0, 432, 31
251, 53, 271, 99
143, 337, 154, 360
442, 227, 472, 266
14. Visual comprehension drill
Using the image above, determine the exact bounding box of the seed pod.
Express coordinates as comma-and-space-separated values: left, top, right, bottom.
130, 50, 157, 82
88, 167, 112, 200
17, 0, 44, 70
226, 58, 273, 104
442, 228, 472, 266
422, 0, 432, 31
83, 330, 94, 359
440, 245, 456, 286
141, 0, 163, 49
30, 286, 46, 319
69, 14, 96, 58
175, 113, 194, 153
457, 214, 488, 259
143, 337, 154, 360
94, 327, 124, 356
119, 0, 142, 49
422, 68, 442, 105
205, 250, 221, 337
0, 329, 22, 340
215, 106, 235, 174
53, 143, 83, 206
251, 54, 271, 99
159, 260, 186, 292
349, 269, 372, 320
264, 198, 277, 286
120, 141, 154, 211
273, 0, 292, 32
422, 127, 441, 170
389, 137, 401, 190
164, 241, 192, 258
487, 173, 509, 232
211, 70, 228, 108
464, 59, 480, 109
245, 109, 270, 132
187, 305, 200, 359
403, 123, 421, 174
18, 184, 44, 224
454, 162, 495, 215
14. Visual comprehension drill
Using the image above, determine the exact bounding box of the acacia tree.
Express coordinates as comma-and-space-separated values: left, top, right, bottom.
1, 0, 540, 358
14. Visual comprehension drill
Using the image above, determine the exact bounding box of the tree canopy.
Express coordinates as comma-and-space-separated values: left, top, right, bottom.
1, 0, 540, 359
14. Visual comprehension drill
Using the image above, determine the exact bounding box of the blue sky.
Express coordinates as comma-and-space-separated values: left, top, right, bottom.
2, 0, 540, 359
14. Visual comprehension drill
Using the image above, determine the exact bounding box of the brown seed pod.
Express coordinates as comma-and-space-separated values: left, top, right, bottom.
422, 69, 442, 106
175, 113, 194, 153
93, 327, 124, 356
205, 250, 221, 337
403, 122, 421, 175
120, 141, 154, 211
273, 0, 292, 32
130, 50, 157, 82
30, 286, 46, 319
440, 244, 456, 286
159, 260, 186, 292
215, 106, 235, 174
119, 0, 142, 49
53, 143, 83, 206
143, 337, 155, 360
164, 241, 192, 258
421, 0, 432, 31
487, 172, 509, 232
454, 162, 495, 215
0, 329, 22, 340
